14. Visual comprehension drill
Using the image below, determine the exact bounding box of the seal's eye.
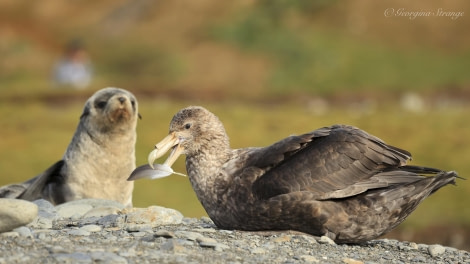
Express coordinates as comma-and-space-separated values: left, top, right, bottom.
96, 101, 107, 109
184, 123, 191, 130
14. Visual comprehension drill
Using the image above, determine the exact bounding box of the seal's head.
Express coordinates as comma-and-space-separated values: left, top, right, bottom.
81, 87, 139, 134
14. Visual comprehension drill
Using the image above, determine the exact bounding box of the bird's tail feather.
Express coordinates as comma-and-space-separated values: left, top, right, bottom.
428, 170, 460, 196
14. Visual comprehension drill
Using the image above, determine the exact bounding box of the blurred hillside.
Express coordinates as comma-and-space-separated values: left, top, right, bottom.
1, 0, 470, 251
1, 0, 469, 100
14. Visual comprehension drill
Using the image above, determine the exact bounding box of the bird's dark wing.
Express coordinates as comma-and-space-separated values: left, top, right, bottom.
18, 160, 65, 202
251, 125, 416, 200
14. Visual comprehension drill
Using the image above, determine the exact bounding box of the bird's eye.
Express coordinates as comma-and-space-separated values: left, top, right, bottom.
184, 123, 191, 129
96, 101, 107, 109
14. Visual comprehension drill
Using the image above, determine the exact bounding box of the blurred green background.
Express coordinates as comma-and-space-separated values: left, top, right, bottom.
1, 0, 469, 250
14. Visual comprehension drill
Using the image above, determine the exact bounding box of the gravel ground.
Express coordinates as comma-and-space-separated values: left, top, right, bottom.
0, 199, 469, 264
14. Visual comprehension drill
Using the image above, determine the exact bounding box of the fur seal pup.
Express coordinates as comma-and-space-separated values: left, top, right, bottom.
0, 87, 139, 207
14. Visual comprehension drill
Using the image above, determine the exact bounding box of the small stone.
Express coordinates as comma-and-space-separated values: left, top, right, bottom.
175, 231, 204, 241
428, 244, 446, 257
196, 236, 218, 244
90, 252, 127, 264
1, 231, 19, 238
273, 235, 291, 243
53, 252, 92, 263
13, 226, 32, 237
196, 236, 224, 250
318, 236, 336, 245
79, 224, 102, 233
130, 232, 147, 237
33, 230, 47, 240
47, 246, 68, 254
409, 242, 418, 250
299, 255, 320, 263
154, 230, 175, 238
342, 257, 364, 264
0, 199, 38, 232
198, 241, 219, 248
193, 228, 216, 233
67, 229, 91, 236
398, 245, 411, 251
126, 223, 153, 232
250, 248, 266, 254
98, 214, 125, 228
412, 256, 427, 262
121, 206, 183, 226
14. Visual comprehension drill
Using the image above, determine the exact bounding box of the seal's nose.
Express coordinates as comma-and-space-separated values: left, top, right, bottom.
118, 97, 126, 104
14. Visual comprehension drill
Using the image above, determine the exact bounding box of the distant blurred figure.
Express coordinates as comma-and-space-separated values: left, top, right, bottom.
53, 39, 93, 89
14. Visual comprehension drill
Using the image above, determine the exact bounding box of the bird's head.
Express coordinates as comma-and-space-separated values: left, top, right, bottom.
128, 106, 228, 181
149, 106, 227, 166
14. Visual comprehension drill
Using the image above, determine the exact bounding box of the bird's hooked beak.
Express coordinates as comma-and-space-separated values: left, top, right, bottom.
148, 132, 185, 169
127, 132, 186, 181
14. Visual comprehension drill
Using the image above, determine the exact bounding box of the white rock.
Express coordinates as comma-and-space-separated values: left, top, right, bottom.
196, 236, 218, 244
409, 242, 418, 250
121, 206, 183, 227
55, 203, 93, 219
0, 199, 38, 233
318, 236, 336, 245
299, 255, 320, 263
1, 231, 20, 238
79, 224, 102, 233
250, 248, 266, 254
428, 244, 446, 257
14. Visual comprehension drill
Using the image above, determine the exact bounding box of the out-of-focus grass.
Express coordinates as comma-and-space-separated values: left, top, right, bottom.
1, 97, 468, 230
2, 2, 470, 100
210, 2, 470, 95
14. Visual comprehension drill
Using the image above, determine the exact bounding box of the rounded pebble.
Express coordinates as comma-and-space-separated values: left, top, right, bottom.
12, 226, 32, 237
80, 224, 102, 233
428, 244, 446, 257
0, 199, 38, 232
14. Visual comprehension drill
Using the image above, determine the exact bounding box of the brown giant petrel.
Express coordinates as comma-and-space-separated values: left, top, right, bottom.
129, 106, 459, 243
